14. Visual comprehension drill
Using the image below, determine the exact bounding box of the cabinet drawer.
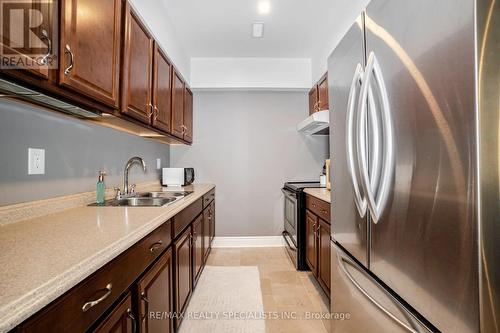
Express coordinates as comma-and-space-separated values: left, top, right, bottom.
306, 195, 330, 223
19, 221, 171, 333
173, 198, 203, 238
202, 188, 215, 208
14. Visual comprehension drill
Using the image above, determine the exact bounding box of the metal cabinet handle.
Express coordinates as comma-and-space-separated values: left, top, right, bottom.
82, 283, 112, 312
333, 243, 418, 333
149, 240, 163, 252
127, 308, 138, 333
64, 44, 74, 75
39, 29, 52, 65
153, 106, 159, 120
146, 103, 153, 118
140, 291, 149, 321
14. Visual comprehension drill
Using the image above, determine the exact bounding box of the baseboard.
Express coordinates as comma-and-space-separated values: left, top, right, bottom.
212, 236, 285, 248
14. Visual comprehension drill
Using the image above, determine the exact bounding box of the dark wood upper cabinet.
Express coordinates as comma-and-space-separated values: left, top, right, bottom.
152, 45, 172, 133
0, 0, 55, 81
193, 215, 203, 287
0, 0, 195, 145
60, 0, 122, 108
318, 219, 331, 294
305, 210, 318, 274
137, 248, 173, 333
183, 87, 193, 143
93, 294, 135, 333
174, 227, 192, 329
317, 73, 329, 111
121, 3, 154, 124
308, 72, 328, 115
171, 70, 185, 139
308, 85, 318, 115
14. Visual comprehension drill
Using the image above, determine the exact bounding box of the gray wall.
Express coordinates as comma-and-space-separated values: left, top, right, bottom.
0, 100, 170, 206
170, 91, 329, 237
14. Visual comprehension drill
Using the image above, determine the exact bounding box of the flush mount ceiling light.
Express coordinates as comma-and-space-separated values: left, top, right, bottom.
252, 22, 264, 38
258, 1, 271, 15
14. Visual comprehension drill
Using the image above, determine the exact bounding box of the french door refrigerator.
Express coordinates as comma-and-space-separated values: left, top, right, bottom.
328, 1, 499, 332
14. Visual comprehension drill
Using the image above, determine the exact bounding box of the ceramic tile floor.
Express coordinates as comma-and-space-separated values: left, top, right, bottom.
205, 247, 330, 333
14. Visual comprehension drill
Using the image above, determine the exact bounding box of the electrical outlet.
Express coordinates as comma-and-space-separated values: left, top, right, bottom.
156, 158, 162, 170
28, 148, 45, 175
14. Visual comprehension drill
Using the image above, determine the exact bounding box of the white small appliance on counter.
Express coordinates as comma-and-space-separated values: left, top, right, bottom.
161, 168, 195, 186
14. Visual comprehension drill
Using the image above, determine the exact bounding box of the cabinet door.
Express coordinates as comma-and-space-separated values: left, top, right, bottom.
171, 70, 185, 139
203, 209, 211, 260
152, 45, 172, 133
93, 293, 135, 333
174, 227, 192, 328
121, 3, 154, 123
318, 219, 331, 295
209, 201, 215, 245
60, 0, 122, 107
308, 85, 318, 115
317, 73, 329, 111
183, 87, 193, 143
192, 215, 204, 286
305, 210, 318, 274
0, 0, 55, 80
137, 248, 173, 333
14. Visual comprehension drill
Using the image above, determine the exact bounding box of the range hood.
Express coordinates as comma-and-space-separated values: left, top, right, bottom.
0, 78, 101, 118
296, 109, 329, 135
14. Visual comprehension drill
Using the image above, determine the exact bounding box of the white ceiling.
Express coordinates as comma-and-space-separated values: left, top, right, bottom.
162, 0, 366, 58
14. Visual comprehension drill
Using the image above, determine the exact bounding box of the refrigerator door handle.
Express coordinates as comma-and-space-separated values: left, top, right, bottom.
346, 63, 368, 217
357, 52, 394, 223
332, 242, 420, 333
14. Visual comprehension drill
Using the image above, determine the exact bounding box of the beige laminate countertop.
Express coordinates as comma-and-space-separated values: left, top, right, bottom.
0, 183, 215, 333
304, 188, 331, 203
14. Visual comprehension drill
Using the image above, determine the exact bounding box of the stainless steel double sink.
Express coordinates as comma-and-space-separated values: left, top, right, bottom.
93, 191, 193, 207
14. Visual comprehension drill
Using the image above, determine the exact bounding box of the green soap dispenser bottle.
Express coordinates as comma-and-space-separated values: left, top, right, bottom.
96, 171, 106, 204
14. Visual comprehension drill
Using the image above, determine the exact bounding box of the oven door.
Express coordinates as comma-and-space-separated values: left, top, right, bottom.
282, 188, 298, 261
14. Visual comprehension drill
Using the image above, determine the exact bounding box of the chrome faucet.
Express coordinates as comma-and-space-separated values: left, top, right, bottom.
115, 157, 146, 199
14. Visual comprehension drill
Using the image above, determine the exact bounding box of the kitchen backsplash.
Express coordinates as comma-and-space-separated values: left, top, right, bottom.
0, 100, 170, 206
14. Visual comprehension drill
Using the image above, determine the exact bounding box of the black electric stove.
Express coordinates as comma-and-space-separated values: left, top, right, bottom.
282, 181, 326, 270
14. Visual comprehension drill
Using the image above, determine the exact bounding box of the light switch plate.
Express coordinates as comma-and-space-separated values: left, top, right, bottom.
28, 148, 45, 175
156, 158, 161, 170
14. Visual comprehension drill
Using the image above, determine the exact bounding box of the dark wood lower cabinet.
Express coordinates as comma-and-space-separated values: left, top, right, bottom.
306, 210, 318, 274
137, 248, 173, 333
93, 294, 135, 333
305, 194, 331, 298
209, 201, 215, 246
17, 190, 216, 333
203, 209, 211, 261
174, 227, 192, 329
318, 219, 331, 294
192, 215, 204, 287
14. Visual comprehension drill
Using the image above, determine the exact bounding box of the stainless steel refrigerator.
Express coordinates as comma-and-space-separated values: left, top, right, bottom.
328, 0, 499, 332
